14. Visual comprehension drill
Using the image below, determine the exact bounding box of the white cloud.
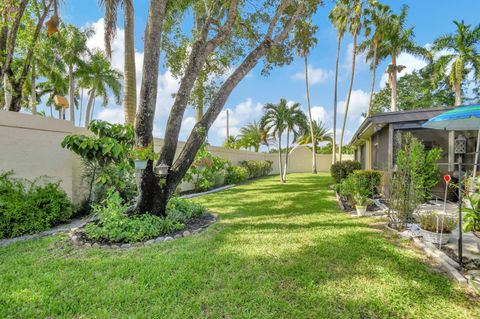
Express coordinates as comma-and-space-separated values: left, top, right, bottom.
209, 98, 263, 142
336, 89, 370, 143
97, 108, 124, 124
311, 106, 328, 124
292, 65, 333, 84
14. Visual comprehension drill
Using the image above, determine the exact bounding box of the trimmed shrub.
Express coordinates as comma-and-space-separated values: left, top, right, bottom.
330, 160, 361, 183
0, 171, 72, 238
225, 166, 249, 184
240, 160, 273, 179
350, 170, 382, 197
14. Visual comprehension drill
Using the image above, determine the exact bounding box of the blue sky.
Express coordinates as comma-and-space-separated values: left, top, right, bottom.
55, 0, 480, 147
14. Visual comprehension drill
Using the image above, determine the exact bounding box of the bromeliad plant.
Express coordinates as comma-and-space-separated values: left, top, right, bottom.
464, 191, 480, 234
130, 144, 159, 170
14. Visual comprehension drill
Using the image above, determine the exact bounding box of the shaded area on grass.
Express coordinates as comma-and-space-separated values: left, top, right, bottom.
0, 174, 478, 319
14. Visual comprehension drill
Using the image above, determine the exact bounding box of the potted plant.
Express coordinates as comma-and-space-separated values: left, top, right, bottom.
464, 192, 480, 251
418, 211, 457, 245
131, 144, 158, 170
354, 193, 371, 216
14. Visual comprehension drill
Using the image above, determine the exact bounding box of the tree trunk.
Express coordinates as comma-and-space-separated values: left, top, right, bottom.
454, 82, 462, 106
84, 88, 96, 127
134, 0, 168, 216
79, 88, 84, 126
283, 129, 290, 182
124, 2, 137, 125
304, 55, 317, 173
68, 64, 75, 122
3, 74, 11, 110
339, 33, 358, 162
30, 63, 36, 114
391, 53, 398, 112
278, 132, 284, 183
367, 42, 377, 117
332, 34, 341, 164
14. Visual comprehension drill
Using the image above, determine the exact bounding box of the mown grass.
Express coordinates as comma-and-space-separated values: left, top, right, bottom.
0, 173, 478, 318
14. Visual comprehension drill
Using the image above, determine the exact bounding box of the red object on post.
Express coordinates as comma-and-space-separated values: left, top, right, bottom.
443, 174, 451, 183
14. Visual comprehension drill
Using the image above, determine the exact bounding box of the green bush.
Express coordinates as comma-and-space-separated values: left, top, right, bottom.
225, 166, 249, 184
418, 211, 457, 233
85, 190, 206, 243
339, 170, 382, 206
0, 172, 72, 238
240, 160, 273, 179
330, 160, 362, 183
184, 144, 229, 192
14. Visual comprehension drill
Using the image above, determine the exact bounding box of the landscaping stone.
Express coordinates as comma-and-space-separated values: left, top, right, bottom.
145, 239, 155, 245
165, 236, 173, 241
174, 234, 182, 239
83, 242, 92, 248
183, 230, 191, 237
92, 243, 100, 248
121, 244, 131, 249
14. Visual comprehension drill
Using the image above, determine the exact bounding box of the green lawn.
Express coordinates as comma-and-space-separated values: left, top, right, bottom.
0, 173, 478, 318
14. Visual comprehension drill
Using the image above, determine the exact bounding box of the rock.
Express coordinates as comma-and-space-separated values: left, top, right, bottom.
132, 242, 143, 247
121, 243, 131, 248
71, 235, 79, 243
174, 234, 182, 239
83, 242, 92, 248
92, 243, 100, 248
145, 239, 155, 245
154, 237, 165, 243
101, 244, 111, 249
110, 244, 120, 249
192, 228, 201, 234
182, 230, 191, 237
70, 227, 79, 233
164, 236, 174, 241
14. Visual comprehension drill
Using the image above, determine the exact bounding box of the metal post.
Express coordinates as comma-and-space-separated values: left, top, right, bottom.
458, 156, 463, 270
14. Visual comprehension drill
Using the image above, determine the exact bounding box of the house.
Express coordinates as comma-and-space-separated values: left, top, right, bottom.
349, 107, 479, 197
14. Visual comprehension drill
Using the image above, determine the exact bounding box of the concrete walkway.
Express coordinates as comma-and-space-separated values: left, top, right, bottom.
0, 216, 94, 247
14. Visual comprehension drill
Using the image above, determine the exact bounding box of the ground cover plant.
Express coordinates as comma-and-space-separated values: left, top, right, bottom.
0, 174, 478, 318
0, 171, 72, 238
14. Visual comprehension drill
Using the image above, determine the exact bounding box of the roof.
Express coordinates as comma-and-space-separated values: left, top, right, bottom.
349, 107, 454, 146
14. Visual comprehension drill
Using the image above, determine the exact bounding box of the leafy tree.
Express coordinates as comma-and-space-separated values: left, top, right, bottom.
99, 0, 137, 125
371, 65, 455, 114
432, 20, 480, 106
134, 0, 321, 215
298, 120, 331, 149
261, 99, 289, 183
381, 4, 430, 112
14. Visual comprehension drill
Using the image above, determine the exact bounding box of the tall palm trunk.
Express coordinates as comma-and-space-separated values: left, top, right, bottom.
454, 82, 462, 106
30, 64, 37, 114
367, 41, 378, 117
339, 33, 358, 162
283, 128, 290, 181
390, 53, 398, 112
332, 34, 341, 164
84, 88, 96, 127
123, 2, 137, 125
278, 132, 284, 183
304, 55, 317, 173
79, 88, 84, 126
68, 64, 75, 123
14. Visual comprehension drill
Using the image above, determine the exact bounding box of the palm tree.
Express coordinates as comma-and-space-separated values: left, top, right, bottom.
338, 0, 365, 162
294, 20, 318, 173
382, 5, 430, 112
298, 120, 332, 149
329, 1, 349, 164
283, 102, 307, 181
78, 51, 122, 126
432, 20, 480, 106
99, 0, 136, 125
238, 121, 267, 152
261, 99, 289, 183
358, 2, 392, 116
56, 25, 92, 123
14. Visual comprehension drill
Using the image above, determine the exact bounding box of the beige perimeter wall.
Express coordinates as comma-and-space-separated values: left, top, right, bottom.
0, 111, 352, 203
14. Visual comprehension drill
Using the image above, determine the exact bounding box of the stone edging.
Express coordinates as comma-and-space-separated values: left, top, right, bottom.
383, 224, 468, 285
68, 214, 217, 249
